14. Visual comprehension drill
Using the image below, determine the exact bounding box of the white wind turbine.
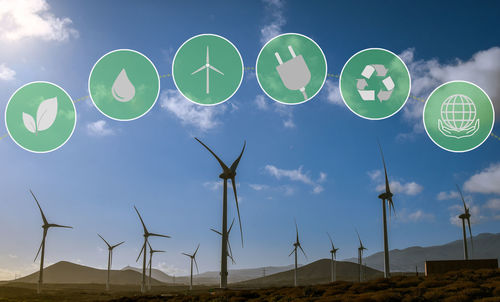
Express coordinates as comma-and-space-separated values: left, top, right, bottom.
191, 46, 224, 94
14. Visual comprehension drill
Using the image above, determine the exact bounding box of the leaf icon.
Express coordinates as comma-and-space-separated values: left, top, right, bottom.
23, 112, 36, 133
36, 97, 58, 131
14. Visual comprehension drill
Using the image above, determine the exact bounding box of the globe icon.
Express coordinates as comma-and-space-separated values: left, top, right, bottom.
440, 94, 477, 131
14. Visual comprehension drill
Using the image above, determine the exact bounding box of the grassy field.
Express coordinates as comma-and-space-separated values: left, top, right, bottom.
0, 269, 498, 301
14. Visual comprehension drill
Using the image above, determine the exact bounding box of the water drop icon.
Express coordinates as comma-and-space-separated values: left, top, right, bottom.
112, 69, 135, 102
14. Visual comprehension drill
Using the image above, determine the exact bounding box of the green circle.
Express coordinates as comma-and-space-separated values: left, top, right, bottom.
256, 33, 327, 105
172, 34, 243, 106
5, 81, 76, 153
88, 49, 160, 121
340, 48, 411, 120
423, 81, 495, 153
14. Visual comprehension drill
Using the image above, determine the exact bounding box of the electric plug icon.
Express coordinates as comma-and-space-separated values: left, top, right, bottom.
275, 46, 311, 100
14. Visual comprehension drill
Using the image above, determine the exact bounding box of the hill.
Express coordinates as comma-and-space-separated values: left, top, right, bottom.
345, 232, 500, 272
14, 261, 163, 285
235, 259, 383, 287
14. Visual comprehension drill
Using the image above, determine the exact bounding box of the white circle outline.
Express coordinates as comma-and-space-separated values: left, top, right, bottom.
171, 33, 244, 107
255, 33, 328, 106
339, 48, 411, 120
422, 80, 495, 153
88, 49, 160, 121
4, 81, 77, 154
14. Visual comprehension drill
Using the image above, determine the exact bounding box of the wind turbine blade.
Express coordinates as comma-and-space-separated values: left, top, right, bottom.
456, 184, 468, 211
295, 219, 299, 244
378, 141, 391, 194
154, 250, 166, 253
228, 253, 236, 265
206, 46, 209, 65
467, 217, 473, 253
327, 232, 334, 250
231, 177, 243, 247
50, 224, 72, 228
289, 247, 296, 257
147, 240, 152, 251
30, 190, 48, 225
209, 65, 224, 75
227, 239, 234, 261
210, 228, 222, 236
98, 234, 112, 249
229, 141, 246, 173
182, 253, 191, 258
356, 229, 363, 247
136, 241, 146, 262
194, 244, 200, 257
149, 233, 171, 238
191, 65, 206, 75
194, 138, 229, 171
228, 218, 235, 234
34, 240, 43, 262
388, 197, 396, 217
134, 206, 148, 235
194, 258, 199, 274
299, 245, 307, 260
112, 241, 125, 249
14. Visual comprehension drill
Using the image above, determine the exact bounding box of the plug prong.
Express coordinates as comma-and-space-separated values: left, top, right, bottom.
288, 45, 296, 58
275, 52, 283, 65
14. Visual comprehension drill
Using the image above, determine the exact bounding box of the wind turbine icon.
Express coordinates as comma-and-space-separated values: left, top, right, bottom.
191, 46, 224, 94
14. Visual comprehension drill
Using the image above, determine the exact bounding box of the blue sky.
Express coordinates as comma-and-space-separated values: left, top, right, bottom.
0, 0, 499, 279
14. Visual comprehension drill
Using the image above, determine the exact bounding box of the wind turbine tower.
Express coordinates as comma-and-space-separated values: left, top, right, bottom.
327, 232, 339, 282
356, 229, 367, 282
195, 138, 245, 289
182, 244, 200, 291
134, 206, 170, 293
98, 234, 124, 291
456, 185, 473, 260
30, 190, 72, 294
147, 241, 165, 291
289, 220, 307, 287
377, 143, 395, 278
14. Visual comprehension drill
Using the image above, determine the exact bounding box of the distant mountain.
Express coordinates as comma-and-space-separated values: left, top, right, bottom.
15, 261, 163, 285
344, 232, 500, 272
122, 265, 295, 285
236, 259, 383, 287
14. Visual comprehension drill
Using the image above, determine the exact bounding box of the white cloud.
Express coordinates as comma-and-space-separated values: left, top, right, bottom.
260, 0, 285, 45
396, 209, 434, 223
255, 94, 269, 110
0, 63, 15, 80
376, 181, 423, 196
464, 162, 500, 195
157, 262, 187, 276
484, 198, 500, 211
324, 79, 343, 106
7, 254, 17, 259
448, 201, 483, 226
249, 183, 269, 191
0, 0, 78, 41
367, 170, 382, 181
204, 180, 239, 191
160, 89, 227, 131
264, 165, 325, 194
437, 190, 460, 201
87, 120, 115, 136
398, 47, 500, 137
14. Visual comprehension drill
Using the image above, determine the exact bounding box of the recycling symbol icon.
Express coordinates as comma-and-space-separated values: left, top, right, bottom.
356, 64, 395, 102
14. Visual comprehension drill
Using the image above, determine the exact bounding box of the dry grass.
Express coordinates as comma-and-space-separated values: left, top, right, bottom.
0, 269, 498, 302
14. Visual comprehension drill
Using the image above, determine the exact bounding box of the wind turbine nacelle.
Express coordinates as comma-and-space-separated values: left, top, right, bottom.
378, 192, 393, 199
219, 171, 236, 179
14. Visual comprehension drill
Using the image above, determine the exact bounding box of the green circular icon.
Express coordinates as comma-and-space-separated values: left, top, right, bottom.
256, 33, 327, 105
5, 81, 76, 153
423, 81, 495, 153
340, 48, 411, 120
89, 49, 160, 121
172, 34, 244, 106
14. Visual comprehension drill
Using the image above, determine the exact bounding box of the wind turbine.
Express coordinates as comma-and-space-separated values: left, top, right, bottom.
456, 185, 473, 260
356, 229, 367, 282
289, 220, 307, 287
30, 190, 72, 294
327, 232, 339, 282
195, 138, 245, 289
182, 244, 200, 291
134, 206, 170, 293
377, 142, 395, 278
211, 218, 237, 266
147, 241, 165, 291
191, 46, 224, 94
98, 234, 124, 291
